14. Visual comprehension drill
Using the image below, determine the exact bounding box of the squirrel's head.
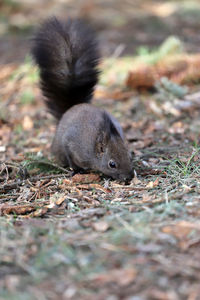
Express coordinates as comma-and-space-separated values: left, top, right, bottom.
94, 114, 133, 181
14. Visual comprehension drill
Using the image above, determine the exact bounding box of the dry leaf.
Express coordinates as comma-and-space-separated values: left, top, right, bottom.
92, 220, 109, 232
55, 196, 66, 206
0, 204, 36, 215
62, 179, 72, 185
126, 54, 200, 90
91, 268, 137, 286
0, 125, 12, 144
0, 146, 6, 152
142, 193, 153, 202
0, 64, 17, 82
146, 178, 159, 189
72, 173, 100, 183
132, 171, 141, 184
162, 221, 200, 240
95, 88, 134, 101
152, 177, 159, 187
22, 115, 33, 131
146, 181, 154, 189
32, 207, 48, 217
78, 183, 111, 193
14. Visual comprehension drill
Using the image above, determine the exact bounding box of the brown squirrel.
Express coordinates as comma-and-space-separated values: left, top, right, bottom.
31, 17, 132, 180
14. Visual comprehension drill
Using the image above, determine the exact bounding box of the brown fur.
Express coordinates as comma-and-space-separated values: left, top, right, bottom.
32, 18, 132, 180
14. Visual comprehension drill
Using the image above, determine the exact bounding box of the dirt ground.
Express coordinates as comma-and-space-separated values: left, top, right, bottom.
1, 1, 200, 299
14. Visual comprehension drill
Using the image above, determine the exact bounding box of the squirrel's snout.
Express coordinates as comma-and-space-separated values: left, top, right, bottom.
118, 172, 133, 181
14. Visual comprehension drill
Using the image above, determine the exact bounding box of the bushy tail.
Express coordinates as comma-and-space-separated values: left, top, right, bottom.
31, 17, 100, 119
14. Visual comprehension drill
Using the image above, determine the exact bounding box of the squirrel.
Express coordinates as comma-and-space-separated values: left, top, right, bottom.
31, 17, 132, 180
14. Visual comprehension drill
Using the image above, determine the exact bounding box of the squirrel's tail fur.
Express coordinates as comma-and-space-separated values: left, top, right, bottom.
32, 17, 100, 120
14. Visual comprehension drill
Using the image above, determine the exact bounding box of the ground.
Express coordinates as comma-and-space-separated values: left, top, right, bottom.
1, 1, 200, 299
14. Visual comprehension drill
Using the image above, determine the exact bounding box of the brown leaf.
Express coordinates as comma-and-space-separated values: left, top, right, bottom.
4, 274, 20, 292
126, 54, 200, 90
168, 121, 185, 134
82, 196, 100, 206
55, 196, 66, 206
0, 125, 12, 144
72, 173, 100, 183
0, 64, 17, 82
23, 207, 49, 218
146, 178, 159, 189
162, 221, 200, 240
91, 268, 137, 287
92, 220, 109, 232
132, 171, 141, 184
146, 181, 154, 189
95, 88, 134, 101
32, 207, 48, 217
78, 183, 111, 193
62, 179, 72, 185
22, 115, 33, 131
0, 204, 36, 215
10, 153, 25, 162
142, 193, 153, 202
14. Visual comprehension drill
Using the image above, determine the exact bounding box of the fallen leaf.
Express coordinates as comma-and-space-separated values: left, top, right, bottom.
82, 196, 100, 206
142, 193, 153, 202
0, 125, 12, 144
132, 171, 141, 184
162, 221, 200, 240
4, 274, 20, 292
146, 181, 154, 189
126, 54, 200, 90
55, 196, 66, 206
72, 173, 100, 183
24, 207, 49, 218
0, 64, 17, 82
146, 178, 159, 189
22, 115, 33, 131
78, 183, 111, 193
0, 146, 6, 152
92, 220, 109, 232
91, 268, 137, 286
32, 207, 48, 217
147, 2, 176, 18
62, 179, 72, 185
153, 177, 159, 187
0, 204, 36, 215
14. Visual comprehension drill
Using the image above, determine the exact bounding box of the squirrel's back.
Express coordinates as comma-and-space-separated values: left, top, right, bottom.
31, 17, 100, 119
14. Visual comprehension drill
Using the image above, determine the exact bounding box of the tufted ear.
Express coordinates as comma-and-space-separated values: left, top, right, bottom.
95, 131, 109, 156
95, 112, 121, 156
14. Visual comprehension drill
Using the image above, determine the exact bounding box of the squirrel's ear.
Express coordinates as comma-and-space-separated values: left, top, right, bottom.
95, 131, 108, 155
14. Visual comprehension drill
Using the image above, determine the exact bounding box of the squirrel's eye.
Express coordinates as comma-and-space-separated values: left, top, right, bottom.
108, 160, 117, 169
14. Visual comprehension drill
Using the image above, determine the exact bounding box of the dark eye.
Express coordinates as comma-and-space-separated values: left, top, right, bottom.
108, 160, 117, 169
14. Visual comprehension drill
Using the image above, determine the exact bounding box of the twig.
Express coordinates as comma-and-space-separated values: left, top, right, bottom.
111, 185, 150, 191
28, 172, 72, 182
0, 193, 20, 202
0, 173, 72, 193
0, 162, 9, 182
25, 160, 68, 173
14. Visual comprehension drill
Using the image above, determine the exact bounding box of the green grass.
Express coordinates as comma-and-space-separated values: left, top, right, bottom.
155, 77, 188, 100
136, 35, 183, 65
166, 148, 200, 182
20, 89, 35, 105
22, 153, 67, 175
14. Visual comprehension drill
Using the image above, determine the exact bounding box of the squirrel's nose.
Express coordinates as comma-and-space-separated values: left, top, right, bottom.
119, 173, 132, 182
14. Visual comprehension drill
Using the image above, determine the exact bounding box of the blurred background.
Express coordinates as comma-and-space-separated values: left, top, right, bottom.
1, 0, 200, 65
1, 2, 200, 299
